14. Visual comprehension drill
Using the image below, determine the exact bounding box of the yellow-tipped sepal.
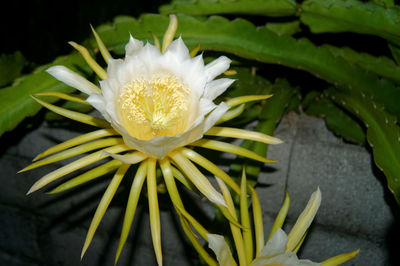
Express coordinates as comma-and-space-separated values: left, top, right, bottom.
321, 249, 360, 266
81, 163, 130, 259
286, 187, 321, 252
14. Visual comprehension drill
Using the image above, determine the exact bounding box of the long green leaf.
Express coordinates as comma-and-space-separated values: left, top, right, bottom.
230, 75, 300, 183
92, 14, 400, 118
0, 51, 27, 87
326, 88, 400, 204
0, 53, 91, 136
4, 13, 400, 137
303, 91, 366, 145
300, 0, 400, 45
324, 45, 400, 84
159, 0, 297, 17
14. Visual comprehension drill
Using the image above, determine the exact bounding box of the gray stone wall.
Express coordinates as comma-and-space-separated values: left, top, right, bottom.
0, 113, 398, 265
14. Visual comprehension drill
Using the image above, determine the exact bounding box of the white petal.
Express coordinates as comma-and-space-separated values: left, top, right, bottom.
198, 98, 217, 117
112, 100, 229, 159
164, 37, 190, 62
46, 66, 101, 95
202, 102, 230, 131
105, 59, 124, 87
125, 34, 144, 56
207, 234, 237, 266
259, 227, 288, 258
136, 43, 162, 72
86, 94, 109, 120
252, 253, 320, 266
205, 56, 231, 82
181, 54, 206, 96
203, 78, 235, 100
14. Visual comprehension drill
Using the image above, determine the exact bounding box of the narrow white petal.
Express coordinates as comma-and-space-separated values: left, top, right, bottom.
202, 102, 230, 131
207, 234, 237, 266
165, 37, 190, 62
198, 98, 217, 117
205, 56, 231, 82
259, 228, 288, 258
105, 59, 124, 85
203, 78, 235, 100
252, 253, 320, 266
125, 34, 144, 56
86, 94, 109, 120
47, 66, 101, 95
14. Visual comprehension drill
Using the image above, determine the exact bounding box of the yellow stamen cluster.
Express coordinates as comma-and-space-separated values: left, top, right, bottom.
117, 74, 191, 139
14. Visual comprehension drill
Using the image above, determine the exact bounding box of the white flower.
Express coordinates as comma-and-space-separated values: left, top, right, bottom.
83, 35, 233, 159
206, 187, 359, 266
22, 15, 283, 266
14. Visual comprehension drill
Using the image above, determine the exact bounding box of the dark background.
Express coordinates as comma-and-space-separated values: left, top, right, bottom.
0, 0, 168, 64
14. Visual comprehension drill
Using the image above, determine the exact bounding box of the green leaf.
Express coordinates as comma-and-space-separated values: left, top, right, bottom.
265, 21, 301, 36
229, 76, 300, 183
159, 0, 297, 17
0, 52, 92, 136
300, 0, 400, 45
371, 0, 395, 8
92, 14, 400, 119
303, 91, 365, 145
325, 88, 400, 204
324, 45, 400, 84
0, 51, 27, 87
4, 13, 400, 137
388, 42, 400, 65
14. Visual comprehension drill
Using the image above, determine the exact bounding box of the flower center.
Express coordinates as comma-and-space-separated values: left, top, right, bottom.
117, 74, 190, 140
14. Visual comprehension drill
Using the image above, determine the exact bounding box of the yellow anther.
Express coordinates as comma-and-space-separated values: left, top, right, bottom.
117, 74, 190, 139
